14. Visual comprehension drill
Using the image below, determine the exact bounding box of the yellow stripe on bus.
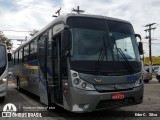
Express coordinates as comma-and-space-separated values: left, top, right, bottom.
24, 64, 38, 70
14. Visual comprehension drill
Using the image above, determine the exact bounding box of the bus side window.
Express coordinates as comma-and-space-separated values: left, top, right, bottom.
24, 45, 29, 62
30, 39, 37, 60
15, 51, 18, 64
34, 39, 37, 60
17, 51, 19, 64
19, 49, 23, 63
22, 48, 24, 63
48, 29, 52, 59
30, 42, 33, 60
13, 53, 15, 65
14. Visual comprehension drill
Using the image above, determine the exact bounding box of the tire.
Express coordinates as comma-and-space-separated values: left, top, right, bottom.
144, 80, 149, 83
156, 75, 160, 81
0, 96, 5, 101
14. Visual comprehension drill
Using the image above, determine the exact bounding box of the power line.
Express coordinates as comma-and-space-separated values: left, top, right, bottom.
1, 30, 31, 32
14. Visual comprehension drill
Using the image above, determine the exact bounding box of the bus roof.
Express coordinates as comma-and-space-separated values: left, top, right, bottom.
13, 13, 131, 52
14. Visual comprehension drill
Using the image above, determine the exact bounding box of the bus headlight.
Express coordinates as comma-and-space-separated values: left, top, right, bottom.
73, 78, 81, 85
72, 73, 78, 77
0, 78, 7, 84
81, 82, 87, 88
71, 71, 96, 91
72, 79, 95, 90
134, 79, 142, 87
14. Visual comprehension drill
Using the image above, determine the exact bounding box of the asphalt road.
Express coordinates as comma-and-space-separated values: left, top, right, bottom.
0, 78, 160, 120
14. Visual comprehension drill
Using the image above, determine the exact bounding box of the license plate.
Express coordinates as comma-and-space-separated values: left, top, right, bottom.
112, 93, 125, 100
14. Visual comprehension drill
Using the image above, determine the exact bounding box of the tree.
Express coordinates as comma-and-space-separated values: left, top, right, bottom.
0, 31, 12, 49
29, 29, 39, 36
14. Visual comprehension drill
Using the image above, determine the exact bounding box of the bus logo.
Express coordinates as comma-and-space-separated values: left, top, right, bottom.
127, 76, 138, 81
2, 103, 17, 117
93, 77, 102, 83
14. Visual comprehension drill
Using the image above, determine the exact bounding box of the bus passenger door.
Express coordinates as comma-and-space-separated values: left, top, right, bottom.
38, 34, 48, 105
46, 32, 54, 105
52, 34, 63, 103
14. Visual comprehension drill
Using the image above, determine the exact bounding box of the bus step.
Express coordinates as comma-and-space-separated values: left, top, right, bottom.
56, 102, 63, 107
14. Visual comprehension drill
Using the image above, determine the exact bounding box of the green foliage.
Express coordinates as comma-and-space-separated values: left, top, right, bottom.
0, 31, 12, 49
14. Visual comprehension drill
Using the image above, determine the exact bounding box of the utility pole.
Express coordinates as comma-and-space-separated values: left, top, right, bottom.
144, 23, 156, 73
72, 6, 85, 14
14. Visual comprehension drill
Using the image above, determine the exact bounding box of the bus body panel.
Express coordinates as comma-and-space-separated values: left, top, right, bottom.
13, 60, 40, 96
0, 68, 8, 97
64, 85, 143, 112
38, 69, 48, 105
13, 60, 49, 104
62, 67, 143, 112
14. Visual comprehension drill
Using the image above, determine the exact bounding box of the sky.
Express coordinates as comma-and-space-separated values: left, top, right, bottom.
0, 0, 160, 56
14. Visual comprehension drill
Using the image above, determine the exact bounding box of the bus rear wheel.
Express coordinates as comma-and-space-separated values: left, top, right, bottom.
0, 96, 5, 101
144, 80, 149, 83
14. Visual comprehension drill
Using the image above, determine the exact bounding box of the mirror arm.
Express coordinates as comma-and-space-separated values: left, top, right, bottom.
135, 34, 142, 41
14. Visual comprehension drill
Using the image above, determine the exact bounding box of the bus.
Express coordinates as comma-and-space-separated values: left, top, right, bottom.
12, 13, 143, 112
0, 43, 11, 99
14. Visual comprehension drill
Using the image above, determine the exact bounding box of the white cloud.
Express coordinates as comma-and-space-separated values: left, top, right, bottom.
0, 0, 160, 55
0, 0, 57, 49
62, 0, 160, 56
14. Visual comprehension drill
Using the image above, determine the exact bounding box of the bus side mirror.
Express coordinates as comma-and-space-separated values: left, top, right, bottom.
8, 53, 12, 61
62, 30, 72, 56
135, 34, 141, 40
138, 42, 143, 55
135, 34, 143, 55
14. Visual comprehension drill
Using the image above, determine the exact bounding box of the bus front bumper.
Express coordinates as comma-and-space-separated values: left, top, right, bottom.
65, 85, 143, 112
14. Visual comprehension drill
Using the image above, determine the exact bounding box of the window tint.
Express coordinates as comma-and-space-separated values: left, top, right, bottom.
38, 35, 46, 75
19, 49, 23, 63
24, 45, 29, 62
48, 29, 52, 58
107, 20, 134, 34
15, 51, 19, 64
0, 45, 6, 67
30, 39, 37, 60
67, 17, 106, 30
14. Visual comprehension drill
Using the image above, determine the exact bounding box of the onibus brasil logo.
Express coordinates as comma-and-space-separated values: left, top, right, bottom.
2, 103, 17, 117
2, 103, 42, 117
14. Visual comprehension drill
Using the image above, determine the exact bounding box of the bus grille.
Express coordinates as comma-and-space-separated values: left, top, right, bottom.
95, 97, 135, 110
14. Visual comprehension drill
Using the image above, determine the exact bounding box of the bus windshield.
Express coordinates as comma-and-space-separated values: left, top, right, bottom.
67, 17, 141, 75
0, 45, 6, 68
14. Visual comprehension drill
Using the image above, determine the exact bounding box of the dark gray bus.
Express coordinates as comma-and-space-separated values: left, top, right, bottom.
12, 13, 143, 112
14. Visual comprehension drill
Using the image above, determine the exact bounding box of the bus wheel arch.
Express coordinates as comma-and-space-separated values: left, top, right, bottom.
144, 80, 149, 83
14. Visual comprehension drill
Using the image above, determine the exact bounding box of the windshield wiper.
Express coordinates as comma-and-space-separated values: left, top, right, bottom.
117, 48, 134, 74
95, 48, 106, 76
94, 36, 108, 76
